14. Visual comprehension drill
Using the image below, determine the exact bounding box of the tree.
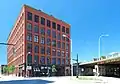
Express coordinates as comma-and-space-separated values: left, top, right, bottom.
8, 65, 15, 75
52, 65, 57, 76
100, 56, 106, 59
3, 66, 8, 75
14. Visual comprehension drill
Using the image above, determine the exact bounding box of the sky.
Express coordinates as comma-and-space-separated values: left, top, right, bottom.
1, 0, 120, 64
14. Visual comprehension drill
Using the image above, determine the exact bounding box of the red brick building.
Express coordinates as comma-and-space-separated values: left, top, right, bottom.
7, 5, 71, 77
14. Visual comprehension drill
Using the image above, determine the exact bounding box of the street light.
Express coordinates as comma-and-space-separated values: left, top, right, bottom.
62, 34, 73, 76
98, 34, 109, 60
26, 52, 31, 77
73, 54, 79, 78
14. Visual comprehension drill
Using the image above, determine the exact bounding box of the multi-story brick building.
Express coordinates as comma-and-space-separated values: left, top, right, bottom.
7, 5, 71, 77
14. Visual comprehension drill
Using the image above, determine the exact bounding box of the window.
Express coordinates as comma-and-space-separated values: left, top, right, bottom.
57, 24, 61, 31
47, 57, 50, 64
66, 38, 69, 42
62, 36, 65, 41
66, 43, 69, 50
40, 37, 45, 44
34, 55, 39, 64
52, 31, 56, 38
57, 50, 61, 56
52, 58, 56, 64
66, 52, 69, 59
57, 41, 61, 48
34, 25, 39, 33
46, 38, 51, 46
52, 40, 56, 47
34, 35, 39, 42
61, 51, 65, 57
47, 29, 51, 36
52, 49, 56, 56
66, 59, 69, 65
52, 22, 56, 29
57, 33, 61, 40
47, 20, 51, 27
40, 56, 45, 64
27, 23, 32, 31
34, 45, 39, 53
27, 43, 32, 52
41, 17, 45, 25
46, 47, 51, 55
62, 42, 65, 49
27, 54, 32, 64
27, 12, 32, 21
41, 46, 45, 54
34, 15, 39, 23
62, 26, 65, 32
66, 28, 69, 34
40, 28, 45, 35
27, 33, 32, 41
62, 59, 65, 64
57, 58, 61, 65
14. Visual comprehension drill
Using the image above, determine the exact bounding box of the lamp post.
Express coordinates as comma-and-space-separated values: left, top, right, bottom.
98, 34, 109, 60
26, 52, 31, 77
73, 54, 79, 78
62, 34, 73, 76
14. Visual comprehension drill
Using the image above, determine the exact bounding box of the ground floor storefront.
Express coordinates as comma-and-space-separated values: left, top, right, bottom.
15, 64, 71, 77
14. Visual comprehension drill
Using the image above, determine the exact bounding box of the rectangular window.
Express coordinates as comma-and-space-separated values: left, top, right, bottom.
40, 37, 45, 44
27, 54, 32, 64
66, 28, 69, 34
34, 45, 39, 53
66, 43, 69, 50
62, 26, 65, 32
61, 51, 65, 57
57, 24, 61, 31
52, 31, 56, 38
47, 29, 51, 36
66, 52, 69, 59
52, 22, 56, 29
57, 50, 61, 56
40, 28, 45, 35
27, 43, 32, 52
34, 55, 39, 64
62, 59, 65, 64
52, 40, 56, 47
27, 12, 32, 21
47, 57, 51, 64
40, 56, 45, 64
34, 15, 39, 23
41, 46, 45, 54
41, 17, 45, 25
62, 36, 65, 41
34, 25, 39, 33
34, 35, 39, 42
52, 58, 56, 64
66, 59, 69, 65
52, 49, 56, 56
46, 38, 51, 46
66, 38, 69, 42
62, 42, 65, 49
46, 47, 51, 55
57, 41, 61, 48
57, 58, 61, 65
47, 20, 51, 27
27, 33, 32, 41
57, 33, 61, 40
27, 23, 32, 31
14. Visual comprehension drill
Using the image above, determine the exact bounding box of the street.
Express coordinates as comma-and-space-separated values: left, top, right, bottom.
0, 76, 119, 84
